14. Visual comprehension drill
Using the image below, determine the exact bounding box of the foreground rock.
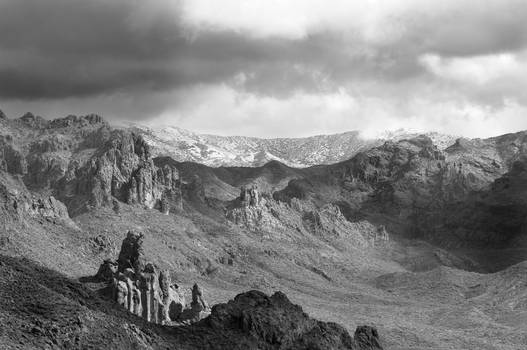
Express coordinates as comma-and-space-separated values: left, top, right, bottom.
96, 230, 210, 325
206, 290, 383, 350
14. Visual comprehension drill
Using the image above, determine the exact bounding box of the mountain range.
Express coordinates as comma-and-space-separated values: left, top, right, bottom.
2, 110, 527, 349
128, 123, 459, 167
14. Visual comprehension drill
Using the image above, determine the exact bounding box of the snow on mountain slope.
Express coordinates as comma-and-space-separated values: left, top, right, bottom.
125, 123, 458, 168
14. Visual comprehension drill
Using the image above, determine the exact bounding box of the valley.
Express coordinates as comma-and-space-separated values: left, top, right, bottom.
1, 111, 527, 349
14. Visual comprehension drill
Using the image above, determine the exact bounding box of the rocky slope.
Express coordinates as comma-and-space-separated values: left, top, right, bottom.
128, 123, 458, 167
0, 254, 383, 350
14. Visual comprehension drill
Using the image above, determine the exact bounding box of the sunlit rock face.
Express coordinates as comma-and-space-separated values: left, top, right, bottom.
96, 230, 211, 325
0, 114, 183, 216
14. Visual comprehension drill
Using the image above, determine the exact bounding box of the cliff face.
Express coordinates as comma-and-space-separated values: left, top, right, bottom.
0, 173, 77, 229
430, 158, 527, 247
0, 112, 182, 216
56, 130, 182, 214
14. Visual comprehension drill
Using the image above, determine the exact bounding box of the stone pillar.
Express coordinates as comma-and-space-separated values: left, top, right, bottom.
158, 270, 171, 324
149, 274, 158, 324
140, 273, 151, 322
132, 286, 142, 317
116, 279, 128, 309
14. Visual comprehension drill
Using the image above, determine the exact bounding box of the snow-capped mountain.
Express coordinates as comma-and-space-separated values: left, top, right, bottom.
126, 123, 458, 167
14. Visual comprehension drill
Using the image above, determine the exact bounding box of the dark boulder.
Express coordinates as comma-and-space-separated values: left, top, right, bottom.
116, 230, 146, 272
207, 290, 383, 349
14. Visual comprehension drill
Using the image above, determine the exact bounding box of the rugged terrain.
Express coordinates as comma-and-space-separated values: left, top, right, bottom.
129, 123, 457, 167
1, 110, 527, 349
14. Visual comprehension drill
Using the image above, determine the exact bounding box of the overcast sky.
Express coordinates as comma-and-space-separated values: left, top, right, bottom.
1, 0, 527, 138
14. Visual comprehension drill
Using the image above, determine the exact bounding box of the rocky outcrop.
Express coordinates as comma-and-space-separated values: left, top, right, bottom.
46, 114, 106, 129
18, 112, 47, 129
240, 184, 260, 206
96, 230, 212, 325
0, 136, 27, 175
354, 326, 383, 350
55, 130, 182, 214
207, 290, 383, 349
95, 259, 118, 282
116, 231, 147, 272
1, 114, 182, 216
0, 176, 77, 228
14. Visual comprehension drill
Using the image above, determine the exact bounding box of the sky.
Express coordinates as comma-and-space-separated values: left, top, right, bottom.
1, 0, 527, 138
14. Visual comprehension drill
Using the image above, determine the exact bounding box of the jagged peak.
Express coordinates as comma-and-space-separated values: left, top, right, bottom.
47, 113, 108, 129
18, 112, 47, 128
13, 112, 109, 130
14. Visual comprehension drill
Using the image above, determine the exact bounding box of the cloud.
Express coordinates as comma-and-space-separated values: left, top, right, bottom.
419, 53, 521, 85
142, 84, 527, 139
419, 51, 527, 105
0, 0, 527, 138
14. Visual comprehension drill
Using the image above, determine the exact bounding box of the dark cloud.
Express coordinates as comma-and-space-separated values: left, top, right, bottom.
0, 0, 429, 101
0, 0, 526, 132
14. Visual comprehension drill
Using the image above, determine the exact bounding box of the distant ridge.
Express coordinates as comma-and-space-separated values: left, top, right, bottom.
125, 123, 459, 168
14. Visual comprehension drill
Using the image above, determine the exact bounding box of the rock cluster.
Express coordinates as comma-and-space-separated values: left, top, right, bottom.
56, 131, 183, 214
96, 230, 210, 325
1, 114, 183, 216
240, 184, 260, 206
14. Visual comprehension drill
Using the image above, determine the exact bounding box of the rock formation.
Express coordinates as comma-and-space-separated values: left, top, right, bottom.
0, 114, 183, 216
116, 231, 147, 272
240, 184, 260, 206
96, 230, 212, 325
179, 283, 211, 322
207, 290, 383, 349
0, 136, 27, 175
0, 176, 77, 228
75, 131, 182, 212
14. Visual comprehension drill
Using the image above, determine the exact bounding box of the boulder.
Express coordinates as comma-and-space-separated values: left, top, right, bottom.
354, 326, 383, 350
207, 290, 383, 349
180, 283, 211, 322
117, 230, 146, 273
95, 259, 118, 282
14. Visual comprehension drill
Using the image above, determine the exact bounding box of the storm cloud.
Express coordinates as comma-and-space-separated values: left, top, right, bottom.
1, 0, 527, 137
